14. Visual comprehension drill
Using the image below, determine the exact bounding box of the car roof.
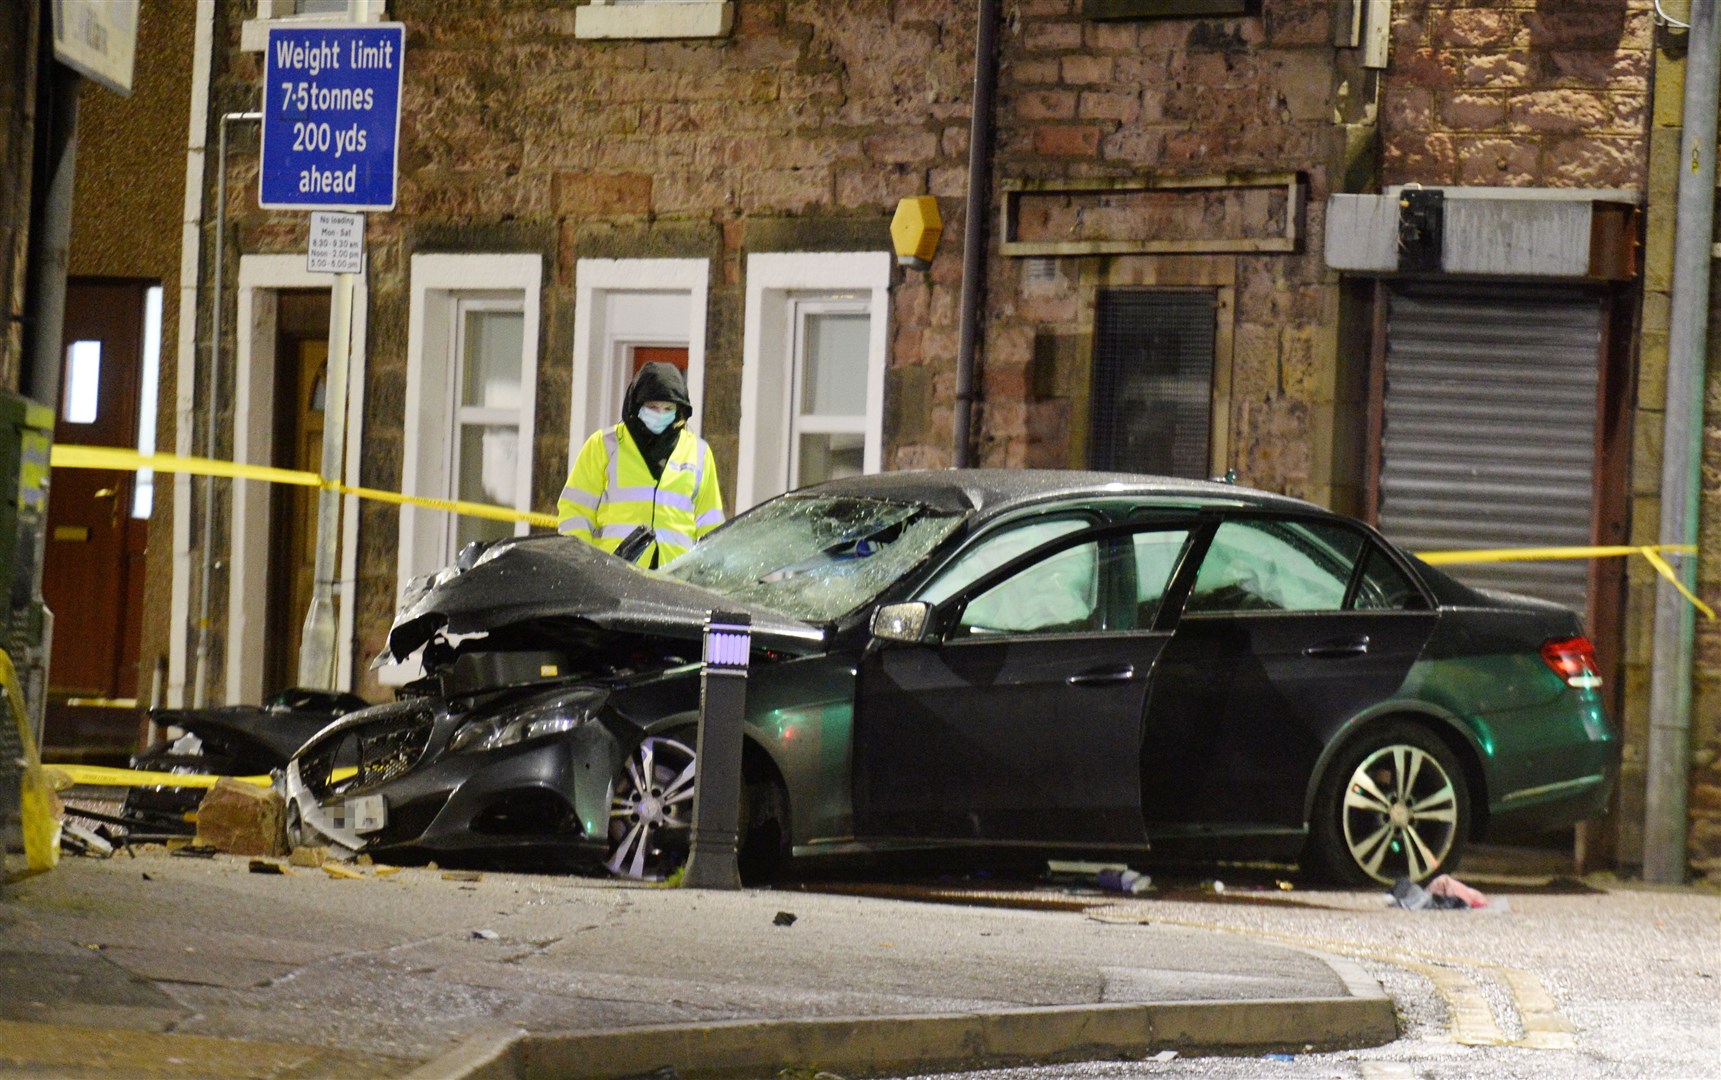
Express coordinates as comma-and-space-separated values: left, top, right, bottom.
792, 468, 1325, 519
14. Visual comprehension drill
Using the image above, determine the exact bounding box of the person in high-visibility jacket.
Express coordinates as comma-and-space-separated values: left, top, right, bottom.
558, 361, 725, 568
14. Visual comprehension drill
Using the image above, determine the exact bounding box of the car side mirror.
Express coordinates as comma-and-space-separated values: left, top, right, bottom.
871, 602, 932, 645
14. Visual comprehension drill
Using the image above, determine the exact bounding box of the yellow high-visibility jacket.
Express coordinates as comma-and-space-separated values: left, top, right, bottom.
557, 424, 725, 566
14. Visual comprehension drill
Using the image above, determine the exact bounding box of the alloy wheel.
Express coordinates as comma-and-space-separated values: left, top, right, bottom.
1340, 742, 1461, 885
606, 735, 696, 880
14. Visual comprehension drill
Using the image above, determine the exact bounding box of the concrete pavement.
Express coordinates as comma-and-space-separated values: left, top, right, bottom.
0, 850, 1396, 1079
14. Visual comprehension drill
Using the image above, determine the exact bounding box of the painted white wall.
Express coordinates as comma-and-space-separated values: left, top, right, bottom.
167, 0, 217, 709
569, 257, 708, 474
736, 251, 892, 511
228, 254, 369, 703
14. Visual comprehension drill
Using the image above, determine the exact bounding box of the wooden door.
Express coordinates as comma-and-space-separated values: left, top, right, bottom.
43, 280, 149, 752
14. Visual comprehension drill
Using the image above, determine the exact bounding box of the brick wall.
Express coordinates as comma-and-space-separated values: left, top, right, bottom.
984, 0, 1356, 501
202, 0, 1378, 692
210, 0, 984, 693
1381, 0, 1653, 190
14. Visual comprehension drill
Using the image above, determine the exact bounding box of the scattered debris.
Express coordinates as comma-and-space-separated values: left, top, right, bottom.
471, 929, 499, 941
375, 865, 403, 878
1427, 873, 1489, 908
1096, 867, 1151, 894
289, 846, 329, 868
322, 863, 366, 880
169, 844, 218, 859
1047, 859, 1152, 894
356, 854, 374, 866
141, 872, 153, 881
194, 778, 289, 857
1048, 858, 1127, 881
772, 911, 798, 927
1263, 1052, 1294, 1061
441, 870, 483, 882
1389, 874, 1490, 910
60, 821, 113, 858
247, 859, 290, 875
1151, 1049, 1178, 1062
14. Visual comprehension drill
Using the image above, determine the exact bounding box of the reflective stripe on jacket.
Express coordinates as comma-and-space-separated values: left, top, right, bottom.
556, 424, 725, 566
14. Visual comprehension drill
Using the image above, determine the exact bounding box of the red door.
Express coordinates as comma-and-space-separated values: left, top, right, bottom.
632, 345, 689, 376
42, 280, 150, 755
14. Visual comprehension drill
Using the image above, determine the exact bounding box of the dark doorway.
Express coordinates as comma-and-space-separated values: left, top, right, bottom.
1089, 290, 1215, 480
263, 291, 333, 696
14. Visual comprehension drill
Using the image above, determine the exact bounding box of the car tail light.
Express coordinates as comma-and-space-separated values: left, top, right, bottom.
1541, 636, 1602, 690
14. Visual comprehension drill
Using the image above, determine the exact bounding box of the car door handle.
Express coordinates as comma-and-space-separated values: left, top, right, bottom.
1303, 635, 1370, 658
1066, 664, 1135, 686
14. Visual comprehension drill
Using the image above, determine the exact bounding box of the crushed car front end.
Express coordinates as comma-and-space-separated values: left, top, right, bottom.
285, 684, 629, 864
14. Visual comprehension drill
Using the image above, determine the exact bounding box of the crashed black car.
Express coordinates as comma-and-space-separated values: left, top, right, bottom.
285, 470, 1617, 886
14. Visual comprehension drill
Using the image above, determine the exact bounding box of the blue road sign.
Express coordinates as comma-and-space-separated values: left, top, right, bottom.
261, 23, 404, 211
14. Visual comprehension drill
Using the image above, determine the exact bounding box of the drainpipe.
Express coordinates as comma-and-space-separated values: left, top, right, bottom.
1644, 2, 1718, 885
953, 0, 999, 469
191, 110, 261, 709
23, 51, 76, 411
18, 26, 79, 746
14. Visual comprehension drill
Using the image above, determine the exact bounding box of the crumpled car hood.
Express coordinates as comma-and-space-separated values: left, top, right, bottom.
379, 535, 828, 667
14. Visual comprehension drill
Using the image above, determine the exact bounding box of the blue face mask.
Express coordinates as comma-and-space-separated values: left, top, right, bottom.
638, 405, 677, 435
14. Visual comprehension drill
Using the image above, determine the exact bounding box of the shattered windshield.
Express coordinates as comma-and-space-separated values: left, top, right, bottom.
662, 495, 964, 623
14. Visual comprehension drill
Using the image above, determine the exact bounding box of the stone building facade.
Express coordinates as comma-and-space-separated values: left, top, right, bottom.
0, 4, 36, 397
135, 0, 1715, 874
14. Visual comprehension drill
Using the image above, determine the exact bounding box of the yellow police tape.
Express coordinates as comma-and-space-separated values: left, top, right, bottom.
1417, 544, 1710, 619
50, 764, 273, 790
51, 445, 559, 530
50, 444, 1709, 619
46, 763, 357, 793
2, 648, 60, 879
28, 450, 1715, 801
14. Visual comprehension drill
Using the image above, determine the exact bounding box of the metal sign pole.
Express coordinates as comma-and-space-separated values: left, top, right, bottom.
296, 269, 353, 688
682, 612, 751, 890
262, 21, 402, 690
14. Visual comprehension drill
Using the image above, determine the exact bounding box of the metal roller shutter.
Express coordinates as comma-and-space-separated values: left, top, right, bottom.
1379, 286, 1602, 614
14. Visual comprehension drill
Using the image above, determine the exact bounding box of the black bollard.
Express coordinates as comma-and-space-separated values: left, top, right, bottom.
681, 611, 750, 889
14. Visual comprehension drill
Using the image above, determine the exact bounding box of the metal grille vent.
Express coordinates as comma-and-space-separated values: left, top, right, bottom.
1089, 290, 1215, 479
1379, 287, 1602, 613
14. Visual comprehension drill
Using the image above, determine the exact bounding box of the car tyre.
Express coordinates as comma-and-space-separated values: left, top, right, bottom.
738, 777, 791, 886
606, 734, 697, 880
1309, 721, 1470, 887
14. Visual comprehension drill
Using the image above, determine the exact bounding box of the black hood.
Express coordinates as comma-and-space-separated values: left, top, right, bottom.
623, 360, 691, 419
621, 361, 693, 481
378, 534, 826, 669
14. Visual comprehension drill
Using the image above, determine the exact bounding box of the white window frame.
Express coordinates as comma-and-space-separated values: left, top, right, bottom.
222, 254, 370, 703
574, 0, 734, 40
447, 296, 531, 562
737, 251, 891, 511
242, 0, 385, 51
395, 255, 541, 682
570, 257, 708, 475
786, 297, 872, 489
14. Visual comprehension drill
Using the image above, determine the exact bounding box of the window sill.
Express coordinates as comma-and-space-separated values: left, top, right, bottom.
242, 14, 376, 52
574, 2, 733, 40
